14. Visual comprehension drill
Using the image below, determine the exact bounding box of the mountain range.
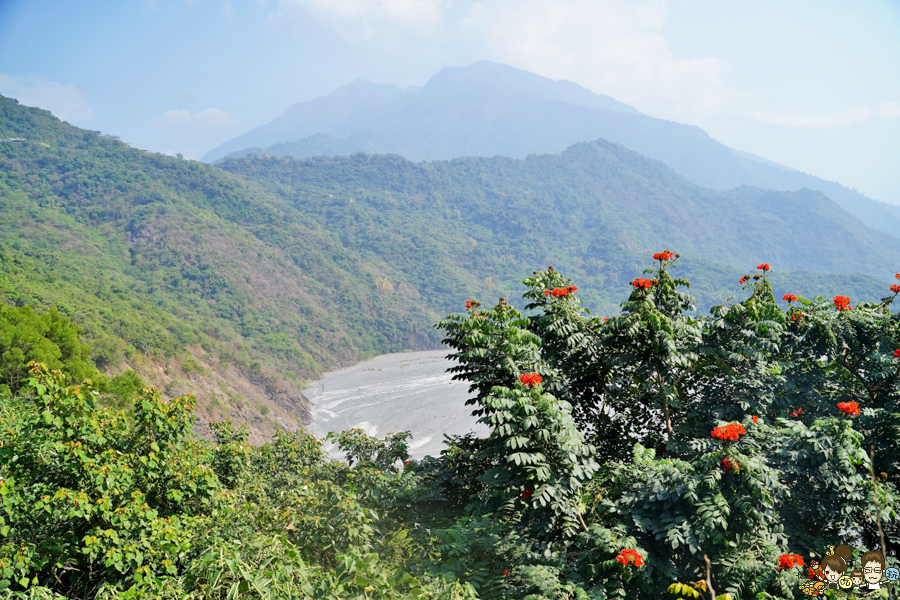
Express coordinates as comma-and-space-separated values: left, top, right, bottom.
2, 90, 898, 440
204, 61, 900, 239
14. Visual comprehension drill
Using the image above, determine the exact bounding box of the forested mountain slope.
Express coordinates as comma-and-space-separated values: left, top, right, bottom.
218, 142, 899, 304
0, 95, 450, 440
207, 60, 900, 238
1, 92, 897, 440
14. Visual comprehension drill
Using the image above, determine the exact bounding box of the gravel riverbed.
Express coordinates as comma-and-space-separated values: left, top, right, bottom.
303, 349, 488, 459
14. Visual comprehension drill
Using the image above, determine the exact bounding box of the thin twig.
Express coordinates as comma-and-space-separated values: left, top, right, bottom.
574, 500, 589, 533
869, 444, 887, 556
704, 554, 716, 600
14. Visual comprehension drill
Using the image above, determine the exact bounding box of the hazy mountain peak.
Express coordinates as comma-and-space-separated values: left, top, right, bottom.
424, 60, 640, 114
199, 62, 900, 239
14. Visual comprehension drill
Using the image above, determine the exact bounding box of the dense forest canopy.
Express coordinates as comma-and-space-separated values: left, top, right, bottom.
0, 255, 898, 599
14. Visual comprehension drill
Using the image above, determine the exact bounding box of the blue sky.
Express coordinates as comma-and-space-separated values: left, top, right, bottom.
1, 0, 898, 204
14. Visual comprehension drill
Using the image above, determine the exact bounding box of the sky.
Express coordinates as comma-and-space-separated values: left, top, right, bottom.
1, 0, 898, 204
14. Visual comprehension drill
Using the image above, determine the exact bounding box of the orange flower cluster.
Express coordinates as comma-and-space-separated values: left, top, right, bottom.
466, 300, 473, 308
778, 554, 805, 570
630, 278, 654, 289
543, 286, 577, 297
752, 415, 758, 423
739, 276, 746, 284
519, 372, 542, 387
783, 294, 798, 303
833, 295, 852, 311
520, 489, 533, 500
892, 284, 900, 294
893, 349, 900, 358
653, 250, 674, 261
711, 423, 746, 441
757, 263, 771, 271
790, 313, 803, 321
721, 457, 739, 473
790, 408, 804, 418
837, 401, 860, 416
616, 549, 644, 567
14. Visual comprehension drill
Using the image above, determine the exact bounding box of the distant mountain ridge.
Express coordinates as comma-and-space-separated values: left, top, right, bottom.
205, 60, 900, 239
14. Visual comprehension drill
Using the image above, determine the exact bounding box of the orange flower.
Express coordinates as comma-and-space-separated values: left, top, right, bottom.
519, 373, 542, 387
653, 251, 674, 261
466, 300, 473, 309
833, 295, 852, 311
630, 278, 654, 289
783, 294, 798, 303
616, 549, 644, 567
711, 423, 746, 441
778, 554, 805, 570
757, 263, 771, 271
721, 457, 739, 473
549, 287, 577, 297
837, 401, 860, 416
752, 415, 758, 423
891, 284, 900, 294
543, 290, 550, 296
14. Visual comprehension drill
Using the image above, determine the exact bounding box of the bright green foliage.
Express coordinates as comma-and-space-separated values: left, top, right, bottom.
327, 428, 412, 472
0, 305, 95, 394
0, 364, 218, 595
0, 360, 485, 599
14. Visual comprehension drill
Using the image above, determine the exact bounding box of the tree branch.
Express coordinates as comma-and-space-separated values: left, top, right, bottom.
704, 553, 716, 600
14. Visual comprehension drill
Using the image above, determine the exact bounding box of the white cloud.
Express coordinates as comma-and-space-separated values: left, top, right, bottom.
0, 74, 94, 122
283, 0, 445, 30
153, 108, 241, 129
745, 101, 900, 128
161, 147, 204, 160
457, 0, 732, 118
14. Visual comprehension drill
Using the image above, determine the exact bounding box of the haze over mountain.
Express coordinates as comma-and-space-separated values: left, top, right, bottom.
205, 61, 900, 239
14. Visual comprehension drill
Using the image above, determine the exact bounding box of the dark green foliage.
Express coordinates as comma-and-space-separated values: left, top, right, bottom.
430, 256, 900, 598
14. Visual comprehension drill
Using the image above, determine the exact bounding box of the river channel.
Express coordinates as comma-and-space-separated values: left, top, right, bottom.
303, 349, 488, 459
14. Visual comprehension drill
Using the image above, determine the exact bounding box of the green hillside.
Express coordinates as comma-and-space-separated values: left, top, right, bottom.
1, 92, 898, 440
0, 95, 457, 437
218, 144, 898, 311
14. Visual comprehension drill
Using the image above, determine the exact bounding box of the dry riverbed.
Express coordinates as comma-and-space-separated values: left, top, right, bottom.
304, 348, 488, 459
